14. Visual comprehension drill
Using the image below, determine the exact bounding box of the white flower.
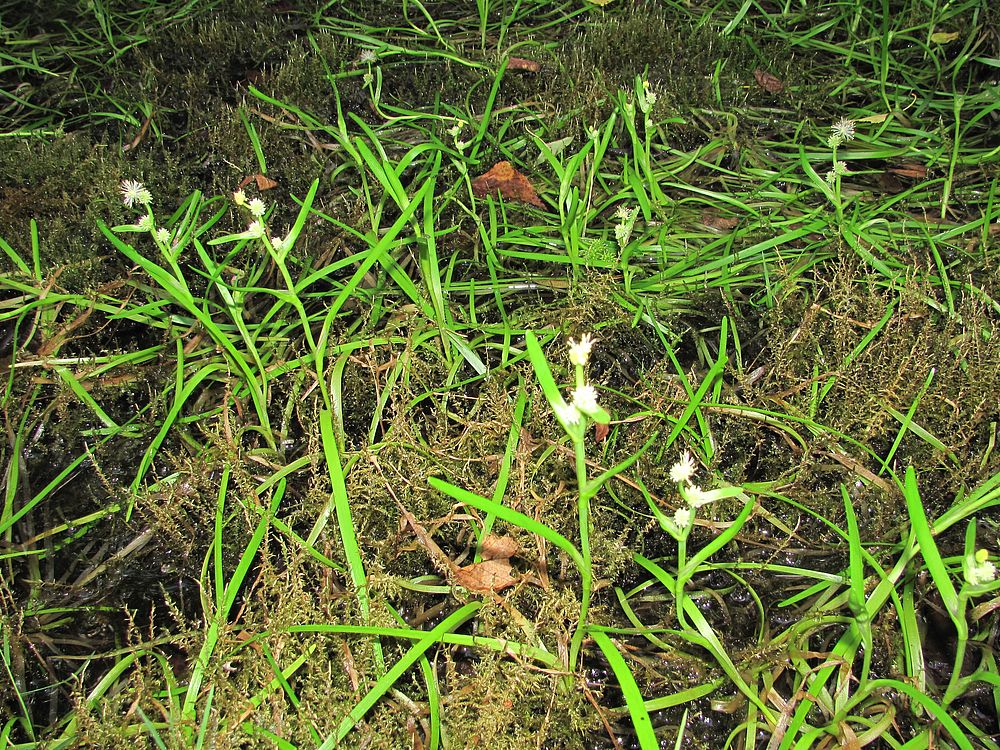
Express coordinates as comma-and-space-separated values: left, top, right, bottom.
830, 117, 856, 144
245, 221, 265, 239
670, 452, 697, 484
572, 385, 600, 416
232, 189, 247, 207
673, 507, 692, 529
684, 483, 713, 508
248, 198, 266, 218
826, 161, 850, 184
135, 213, 154, 231
271, 234, 291, 253
120, 180, 152, 208
554, 400, 580, 426
968, 549, 997, 586
155, 227, 170, 245
358, 48, 377, 65
568, 334, 596, 367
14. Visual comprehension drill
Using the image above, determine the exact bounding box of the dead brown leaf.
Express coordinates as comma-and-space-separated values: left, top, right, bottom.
238, 173, 279, 191
480, 534, 520, 560
887, 162, 928, 179
507, 56, 541, 73
701, 211, 739, 233
454, 559, 517, 592
753, 68, 785, 94
472, 161, 545, 208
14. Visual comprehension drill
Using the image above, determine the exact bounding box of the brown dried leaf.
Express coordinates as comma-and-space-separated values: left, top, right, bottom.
480, 534, 520, 561
454, 559, 517, 592
507, 56, 541, 73
701, 211, 739, 233
887, 162, 928, 179
753, 68, 785, 94
594, 422, 609, 443
472, 161, 545, 208
237, 173, 279, 191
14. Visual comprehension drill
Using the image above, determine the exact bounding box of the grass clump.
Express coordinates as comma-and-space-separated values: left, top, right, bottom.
2, 0, 1000, 748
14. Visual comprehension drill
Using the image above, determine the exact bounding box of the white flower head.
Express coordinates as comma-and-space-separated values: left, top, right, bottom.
568, 334, 596, 367
684, 483, 713, 508
572, 385, 600, 417
358, 48, 378, 65
155, 227, 170, 245
248, 198, 266, 218
967, 549, 997, 586
135, 213, 154, 231
553, 400, 580, 427
826, 161, 850, 184
673, 506, 692, 529
830, 117, 856, 144
670, 451, 697, 484
271, 233, 291, 253
245, 221, 265, 239
232, 189, 247, 207
120, 180, 152, 208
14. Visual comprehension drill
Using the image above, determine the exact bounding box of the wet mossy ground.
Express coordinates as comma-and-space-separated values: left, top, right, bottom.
2, 0, 999, 747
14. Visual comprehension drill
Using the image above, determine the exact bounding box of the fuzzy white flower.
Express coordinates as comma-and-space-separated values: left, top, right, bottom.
830, 117, 856, 144
135, 213, 154, 231
673, 507, 692, 529
358, 48, 377, 65
684, 483, 713, 508
572, 385, 600, 416
232, 189, 247, 207
155, 227, 170, 245
270, 234, 290, 254
568, 334, 596, 367
554, 400, 580, 426
120, 180, 152, 208
245, 221, 265, 239
826, 161, 850, 184
670, 451, 697, 484
968, 549, 997, 586
248, 198, 266, 218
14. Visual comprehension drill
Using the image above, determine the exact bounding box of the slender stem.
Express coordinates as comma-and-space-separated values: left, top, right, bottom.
568, 433, 592, 672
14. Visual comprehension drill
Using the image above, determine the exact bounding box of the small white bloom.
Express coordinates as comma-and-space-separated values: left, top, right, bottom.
568, 334, 596, 367
670, 452, 697, 484
358, 48, 377, 65
615, 204, 636, 221
135, 213, 154, 231
120, 180, 152, 208
245, 221, 265, 239
673, 507, 692, 529
968, 549, 997, 586
830, 117, 856, 144
826, 161, 850, 184
248, 198, 266, 218
155, 227, 170, 245
572, 385, 600, 416
554, 400, 580, 426
684, 483, 713, 508
232, 189, 247, 207
271, 234, 291, 253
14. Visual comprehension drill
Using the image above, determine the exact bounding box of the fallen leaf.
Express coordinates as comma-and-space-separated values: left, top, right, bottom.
507, 57, 541, 73
930, 31, 961, 43
753, 68, 784, 94
454, 559, 517, 592
238, 173, 279, 191
887, 162, 928, 179
472, 161, 545, 208
856, 113, 890, 124
480, 534, 520, 560
701, 211, 739, 233
594, 422, 609, 443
